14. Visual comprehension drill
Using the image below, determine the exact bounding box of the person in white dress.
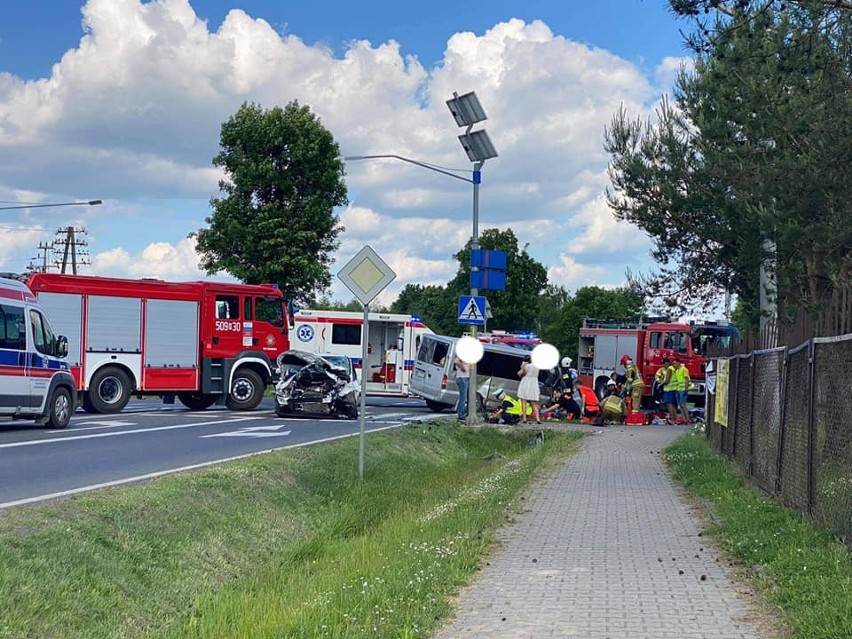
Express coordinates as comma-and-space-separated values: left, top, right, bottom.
517, 354, 541, 423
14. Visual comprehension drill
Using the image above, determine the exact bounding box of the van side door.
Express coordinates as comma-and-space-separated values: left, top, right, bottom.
0, 303, 28, 412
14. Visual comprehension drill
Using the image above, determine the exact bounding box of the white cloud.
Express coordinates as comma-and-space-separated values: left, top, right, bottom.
90, 237, 205, 280
0, 1, 676, 301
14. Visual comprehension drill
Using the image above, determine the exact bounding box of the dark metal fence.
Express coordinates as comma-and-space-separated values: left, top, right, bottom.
706, 333, 852, 546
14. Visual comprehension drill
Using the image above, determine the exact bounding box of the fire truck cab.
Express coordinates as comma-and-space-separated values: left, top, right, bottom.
26, 273, 292, 414
578, 317, 737, 404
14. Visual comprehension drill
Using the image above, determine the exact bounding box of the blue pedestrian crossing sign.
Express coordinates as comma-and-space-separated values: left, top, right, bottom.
458, 295, 487, 325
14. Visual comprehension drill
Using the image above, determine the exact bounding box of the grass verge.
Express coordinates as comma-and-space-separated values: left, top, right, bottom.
664, 432, 852, 639
0, 423, 582, 639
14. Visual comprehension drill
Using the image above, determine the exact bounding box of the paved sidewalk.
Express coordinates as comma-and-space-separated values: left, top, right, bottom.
433, 424, 765, 639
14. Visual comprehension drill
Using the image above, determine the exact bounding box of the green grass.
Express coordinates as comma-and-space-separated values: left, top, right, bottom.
664, 432, 852, 639
0, 423, 583, 639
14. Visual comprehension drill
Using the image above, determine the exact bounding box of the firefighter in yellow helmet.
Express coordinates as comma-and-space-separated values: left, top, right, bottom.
620, 354, 644, 414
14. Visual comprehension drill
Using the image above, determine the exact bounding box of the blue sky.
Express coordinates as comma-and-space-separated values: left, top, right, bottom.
0, 0, 695, 307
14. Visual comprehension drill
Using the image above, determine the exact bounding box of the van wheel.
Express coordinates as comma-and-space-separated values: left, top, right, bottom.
177, 393, 218, 411
425, 399, 451, 412
226, 369, 264, 411
45, 386, 73, 429
88, 367, 132, 414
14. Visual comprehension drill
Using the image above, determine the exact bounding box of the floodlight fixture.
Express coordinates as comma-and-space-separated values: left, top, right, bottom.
446, 91, 487, 128
457, 130, 498, 163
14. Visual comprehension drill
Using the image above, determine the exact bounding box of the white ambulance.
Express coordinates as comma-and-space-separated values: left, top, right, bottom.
289, 309, 433, 396
0, 276, 75, 428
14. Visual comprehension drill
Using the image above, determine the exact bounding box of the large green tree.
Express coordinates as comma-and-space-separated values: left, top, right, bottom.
389, 284, 457, 335
193, 101, 348, 303
389, 229, 550, 337
447, 228, 549, 333
605, 0, 852, 317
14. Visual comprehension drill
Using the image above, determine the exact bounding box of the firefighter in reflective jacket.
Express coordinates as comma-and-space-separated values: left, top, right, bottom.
621, 354, 644, 414
600, 380, 627, 424
575, 379, 600, 423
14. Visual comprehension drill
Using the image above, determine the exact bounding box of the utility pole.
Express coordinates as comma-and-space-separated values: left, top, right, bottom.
54, 226, 90, 274
35, 241, 55, 272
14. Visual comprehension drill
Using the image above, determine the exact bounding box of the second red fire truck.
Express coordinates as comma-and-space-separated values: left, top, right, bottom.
577, 316, 738, 404
25, 273, 293, 414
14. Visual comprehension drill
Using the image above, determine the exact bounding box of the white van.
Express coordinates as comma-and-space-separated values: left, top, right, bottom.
410, 334, 555, 412
0, 277, 74, 428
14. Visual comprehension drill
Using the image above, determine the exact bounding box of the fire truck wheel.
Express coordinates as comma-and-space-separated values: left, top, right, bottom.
177, 393, 218, 411
89, 367, 132, 414
425, 399, 452, 412
45, 386, 73, 429
226, 369, 264, 411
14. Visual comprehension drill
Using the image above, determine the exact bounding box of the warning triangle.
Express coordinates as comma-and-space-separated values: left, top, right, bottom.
460, 297, 484, 321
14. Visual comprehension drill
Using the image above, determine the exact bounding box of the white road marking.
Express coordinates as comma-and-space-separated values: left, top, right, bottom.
200, 425, 292, 439
0, 424, 401, 510
75, 420, 135, 428
0, 416, 263, 450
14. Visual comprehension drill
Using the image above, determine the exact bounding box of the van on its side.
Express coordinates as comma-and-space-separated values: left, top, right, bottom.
410, 333, 554, 412
0, 277, 74, 428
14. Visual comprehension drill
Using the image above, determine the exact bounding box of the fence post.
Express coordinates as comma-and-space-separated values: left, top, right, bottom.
747, 352, 756, 477
729, 357, 740, 458
806, 339, 816, 514
774, 347, 789, 495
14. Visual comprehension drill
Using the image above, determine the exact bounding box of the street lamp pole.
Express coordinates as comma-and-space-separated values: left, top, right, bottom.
446, 91, 498, 426
0, 199, 102, 211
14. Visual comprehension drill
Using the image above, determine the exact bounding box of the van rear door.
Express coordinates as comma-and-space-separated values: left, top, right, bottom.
411, 335, 452, 401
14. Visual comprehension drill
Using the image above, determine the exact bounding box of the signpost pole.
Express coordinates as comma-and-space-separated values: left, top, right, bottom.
468, 161, 483, 426
337, 244, 396, 481
359, 303, 369, 479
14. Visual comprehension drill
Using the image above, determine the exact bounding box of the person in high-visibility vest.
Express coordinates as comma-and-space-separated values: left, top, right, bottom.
575, 379, 600, 423
600, 380, 627, 424
675, 362, 692, 424
662, 358, 680, 425
620, 354, 644, 414
490, 388, 531, 425
652, 357, 669, 408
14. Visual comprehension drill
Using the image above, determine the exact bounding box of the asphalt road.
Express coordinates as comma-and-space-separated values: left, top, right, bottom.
0, 396, 445, 508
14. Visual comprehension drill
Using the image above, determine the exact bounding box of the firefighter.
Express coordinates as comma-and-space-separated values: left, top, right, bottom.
560, 356, 577, 392
600, 380, 627, 424
575, 379, 600, 423
620, 354, 644, 414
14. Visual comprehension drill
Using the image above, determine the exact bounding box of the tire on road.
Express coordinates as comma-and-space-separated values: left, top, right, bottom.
87, 366, 132, 414
177, 392, 218, 411
45, 386, 73, 429
425, 399, 452, 412
226, 368, 264, 411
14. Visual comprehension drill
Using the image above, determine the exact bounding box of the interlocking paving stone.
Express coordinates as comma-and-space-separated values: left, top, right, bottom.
433, 425, 764, 639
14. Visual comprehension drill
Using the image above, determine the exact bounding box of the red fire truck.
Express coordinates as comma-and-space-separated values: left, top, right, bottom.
25, 273, 292, 414
577, 317, 738, 404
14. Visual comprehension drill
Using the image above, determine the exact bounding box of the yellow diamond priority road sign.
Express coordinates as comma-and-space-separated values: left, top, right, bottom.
337, 245, 396, 305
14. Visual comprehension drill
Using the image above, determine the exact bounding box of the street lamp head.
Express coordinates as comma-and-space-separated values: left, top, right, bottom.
458, 130, 498, 163
88, 200, 103, 206
446, 91, 488, 128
